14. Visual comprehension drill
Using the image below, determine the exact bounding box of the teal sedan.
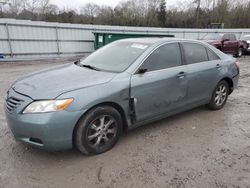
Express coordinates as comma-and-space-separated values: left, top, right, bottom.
5, 38, 239, 155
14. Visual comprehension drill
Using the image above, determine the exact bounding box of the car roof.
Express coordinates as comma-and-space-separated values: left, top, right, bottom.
119, 37, 231, 63
119, 37, 211, 46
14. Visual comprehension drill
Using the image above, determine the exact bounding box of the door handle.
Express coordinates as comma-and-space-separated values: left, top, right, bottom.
177, 71, 185, 79
216, 64, 222, 70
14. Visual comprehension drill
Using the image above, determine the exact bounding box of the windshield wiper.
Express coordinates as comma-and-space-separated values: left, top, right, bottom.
80, 64, 100, 71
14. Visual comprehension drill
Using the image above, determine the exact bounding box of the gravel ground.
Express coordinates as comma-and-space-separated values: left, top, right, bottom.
0, 56, 250, 188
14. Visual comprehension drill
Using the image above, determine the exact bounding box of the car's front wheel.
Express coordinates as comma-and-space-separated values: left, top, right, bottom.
207, 80, 229, 110
74, 106, 122, 155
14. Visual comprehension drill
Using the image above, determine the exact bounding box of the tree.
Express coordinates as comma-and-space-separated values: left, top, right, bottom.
0, 0, 250, 28
194, 0, 201, 27
26, 0, 40, 13
80, 3, 100, 24
157, 0, 166, 26
95, 5, 114, 25
0, 0, 9, 16
7, 0, 24, 16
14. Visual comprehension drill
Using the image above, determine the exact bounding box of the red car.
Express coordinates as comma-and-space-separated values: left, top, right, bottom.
202, 33, 248, 57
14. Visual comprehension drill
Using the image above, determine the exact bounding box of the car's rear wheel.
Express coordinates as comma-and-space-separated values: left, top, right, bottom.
207, 80, 229, 110
74, 106, 122, 155
235, 47, 243, 57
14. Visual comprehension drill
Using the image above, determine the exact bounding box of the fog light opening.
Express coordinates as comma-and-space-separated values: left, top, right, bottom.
29, 137, 43, 145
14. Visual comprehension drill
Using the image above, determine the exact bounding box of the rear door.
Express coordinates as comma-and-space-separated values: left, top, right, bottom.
223, 34, 238, 53
181, 42, 221, 105
130, 42, 188, 122
229, 34, 239, 53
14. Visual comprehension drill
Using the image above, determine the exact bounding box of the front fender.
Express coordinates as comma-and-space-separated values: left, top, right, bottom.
57, 74, 131, 125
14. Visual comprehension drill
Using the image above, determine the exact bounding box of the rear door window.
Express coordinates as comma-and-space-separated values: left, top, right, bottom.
229, 34, 236, 41
222, 34, 230, 41
182, 43, 209, 64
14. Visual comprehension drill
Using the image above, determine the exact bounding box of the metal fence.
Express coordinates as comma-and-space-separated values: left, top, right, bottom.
1, 18, 250, 60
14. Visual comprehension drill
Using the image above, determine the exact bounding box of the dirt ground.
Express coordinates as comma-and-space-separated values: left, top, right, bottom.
0, 56, 250, 188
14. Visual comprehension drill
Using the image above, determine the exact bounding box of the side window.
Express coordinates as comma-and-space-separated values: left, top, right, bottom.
223, 34, 230, 41
182, 43, 208, 64
230, 34, 236, 41
140, 43, 182, 72
206, 48, 220, 61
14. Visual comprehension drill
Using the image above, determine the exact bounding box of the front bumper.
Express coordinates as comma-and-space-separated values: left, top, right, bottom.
4, 89, 85, 151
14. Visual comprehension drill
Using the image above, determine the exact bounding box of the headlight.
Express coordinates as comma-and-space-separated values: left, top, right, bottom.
22, 98, 73, 114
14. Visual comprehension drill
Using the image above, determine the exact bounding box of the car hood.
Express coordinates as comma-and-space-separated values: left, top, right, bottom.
12, 63, 117, 99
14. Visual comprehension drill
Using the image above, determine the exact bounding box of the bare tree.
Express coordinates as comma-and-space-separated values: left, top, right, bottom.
1, 0, 250, 28
0, 0, 10, 15
46, 3, 58, 14
39, 0, 49, 14
7, 0, 24, 15
194, 0, 201, 27
26, 0, 40, 13
80, 3, 100, 23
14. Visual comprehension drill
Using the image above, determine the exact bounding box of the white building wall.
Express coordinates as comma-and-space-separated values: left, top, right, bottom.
0, 18, 250, 60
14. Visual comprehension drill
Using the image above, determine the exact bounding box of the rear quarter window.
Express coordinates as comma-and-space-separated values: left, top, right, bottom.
206, 49, 220, 61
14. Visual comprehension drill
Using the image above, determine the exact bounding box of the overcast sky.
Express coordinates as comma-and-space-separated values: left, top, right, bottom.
50, 0, 178, 10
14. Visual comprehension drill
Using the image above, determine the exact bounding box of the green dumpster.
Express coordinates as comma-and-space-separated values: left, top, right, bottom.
93, 32, 175, 49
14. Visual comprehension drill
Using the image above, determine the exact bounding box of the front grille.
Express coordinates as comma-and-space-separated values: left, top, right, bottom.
5, 97, 24, 112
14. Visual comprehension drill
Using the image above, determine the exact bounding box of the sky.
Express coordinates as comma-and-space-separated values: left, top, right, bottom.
50, 0, 126, 9
50, 0, 178, 11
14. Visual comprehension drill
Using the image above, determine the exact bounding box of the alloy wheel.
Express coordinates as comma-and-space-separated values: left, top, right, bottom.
86, 115, 117, 148
214, 84, 227, 106
238, 49, 243, 57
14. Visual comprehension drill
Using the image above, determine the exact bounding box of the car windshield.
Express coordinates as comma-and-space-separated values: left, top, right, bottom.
243, 36, 250, 40
203, 33, 223, 40
79, 41, 149, 73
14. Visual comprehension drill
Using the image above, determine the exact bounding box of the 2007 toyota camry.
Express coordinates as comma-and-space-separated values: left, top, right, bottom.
4, 38, 239, 155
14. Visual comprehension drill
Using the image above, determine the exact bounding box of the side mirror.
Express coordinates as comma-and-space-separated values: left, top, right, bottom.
137, 68, 147, 74
74, 59, 81, 65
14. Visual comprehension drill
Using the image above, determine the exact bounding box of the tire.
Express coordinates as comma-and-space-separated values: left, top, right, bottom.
235, 48, 243, 57
74, 106, 122, 155
243, 49, 249, 55
207, 80, 229, 110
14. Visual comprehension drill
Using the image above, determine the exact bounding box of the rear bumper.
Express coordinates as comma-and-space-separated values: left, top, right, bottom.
232, 73, 239, 91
